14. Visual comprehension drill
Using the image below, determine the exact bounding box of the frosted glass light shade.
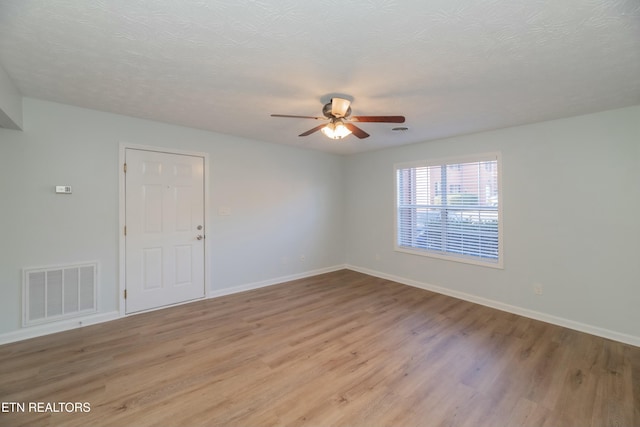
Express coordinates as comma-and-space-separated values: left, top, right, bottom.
321, 119, 352, 139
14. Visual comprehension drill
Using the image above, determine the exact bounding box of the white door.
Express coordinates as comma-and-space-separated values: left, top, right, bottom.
125, 149, 205, 313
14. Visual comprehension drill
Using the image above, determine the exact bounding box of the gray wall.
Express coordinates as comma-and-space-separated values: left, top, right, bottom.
344, 105, 640, 339
0, 98, 345, 334
0, 63, 22, 130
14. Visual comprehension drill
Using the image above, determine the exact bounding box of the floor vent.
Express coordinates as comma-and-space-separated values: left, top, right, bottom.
23, 262, 98, 326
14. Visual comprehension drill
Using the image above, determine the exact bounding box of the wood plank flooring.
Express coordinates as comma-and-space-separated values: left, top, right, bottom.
1, 270, 638, 426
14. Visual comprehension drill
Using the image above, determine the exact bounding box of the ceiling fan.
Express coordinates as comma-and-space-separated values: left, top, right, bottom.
271, 97, 405, 140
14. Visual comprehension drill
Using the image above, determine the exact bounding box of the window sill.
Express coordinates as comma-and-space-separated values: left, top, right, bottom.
394, 246, 504, 269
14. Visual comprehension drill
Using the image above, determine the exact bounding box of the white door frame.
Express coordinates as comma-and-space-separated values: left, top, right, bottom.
118, 142, 211, 317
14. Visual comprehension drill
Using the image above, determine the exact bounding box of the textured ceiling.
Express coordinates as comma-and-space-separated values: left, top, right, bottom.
0, 0, 639, 154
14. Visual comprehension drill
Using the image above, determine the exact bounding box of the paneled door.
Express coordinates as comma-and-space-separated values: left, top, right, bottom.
125, 149, 205, 313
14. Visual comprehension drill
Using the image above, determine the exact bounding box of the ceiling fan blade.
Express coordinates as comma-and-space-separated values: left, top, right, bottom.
271, 114, 324, 120
351, 115, 405, 123
345, 123, 370, 139
299, 124, 327, 137
331, 98, 351, 118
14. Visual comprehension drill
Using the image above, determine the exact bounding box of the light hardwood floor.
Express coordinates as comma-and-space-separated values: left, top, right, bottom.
1, 270, 638, 426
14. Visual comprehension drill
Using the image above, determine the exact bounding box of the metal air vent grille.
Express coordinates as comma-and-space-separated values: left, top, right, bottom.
23, 262, 98, 326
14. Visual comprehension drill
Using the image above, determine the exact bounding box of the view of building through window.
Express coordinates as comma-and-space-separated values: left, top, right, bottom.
396, 156, 500, 265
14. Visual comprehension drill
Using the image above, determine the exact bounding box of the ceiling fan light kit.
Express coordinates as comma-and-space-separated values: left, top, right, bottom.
321, 118, 352, 139
271, 97, 405, 141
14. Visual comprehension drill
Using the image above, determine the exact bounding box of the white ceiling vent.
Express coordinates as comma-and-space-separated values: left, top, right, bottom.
23, 262, 98, 327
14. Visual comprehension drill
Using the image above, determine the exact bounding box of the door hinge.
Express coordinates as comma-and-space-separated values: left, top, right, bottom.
123, 163, 127, 173
124, 289, 127, 299
124, 226, 127, 236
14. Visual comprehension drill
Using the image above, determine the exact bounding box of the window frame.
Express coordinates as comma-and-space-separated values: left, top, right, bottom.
394, 152, 503, 269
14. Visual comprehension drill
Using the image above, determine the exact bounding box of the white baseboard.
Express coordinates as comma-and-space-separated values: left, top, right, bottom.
346, 264, 640, 348
208, 264, 347, 299
0, 311, 121, 345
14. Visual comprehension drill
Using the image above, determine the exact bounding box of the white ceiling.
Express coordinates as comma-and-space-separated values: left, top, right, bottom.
0, 0, 639, 155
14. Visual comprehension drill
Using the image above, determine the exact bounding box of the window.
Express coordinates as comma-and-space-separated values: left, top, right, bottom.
395, 154, 502, 267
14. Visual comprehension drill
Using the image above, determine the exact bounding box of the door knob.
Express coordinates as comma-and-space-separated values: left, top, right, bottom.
196, 235, 203, 240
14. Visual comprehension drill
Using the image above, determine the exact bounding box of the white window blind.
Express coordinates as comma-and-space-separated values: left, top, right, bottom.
395, 154, 501, 267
